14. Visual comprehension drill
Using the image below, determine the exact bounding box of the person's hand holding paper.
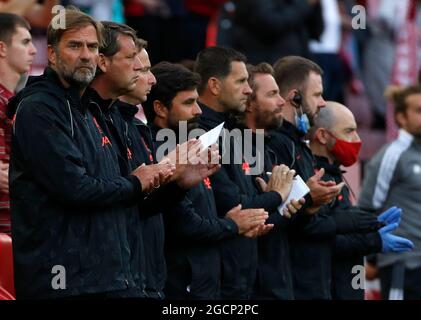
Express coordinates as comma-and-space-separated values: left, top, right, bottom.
278, 175, 309, 217
160, 123, 224, 189
256, 165, 294, 200
256, 164, 306, 218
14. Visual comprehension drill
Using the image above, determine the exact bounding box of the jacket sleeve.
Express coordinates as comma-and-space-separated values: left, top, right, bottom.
334, 232, 382, 258
265, 209, 293, 228
12, 100, 142, 208
209, 164, 284, 217
288, 206, 383, 240
234, 0, 312, 41
138, 181, 186, 217
288, 206, 337, 240
291, 202, 384, 239
164, 195, 239, 243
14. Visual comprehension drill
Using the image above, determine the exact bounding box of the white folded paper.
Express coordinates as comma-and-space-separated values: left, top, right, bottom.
278, 175, 310, 215
198, 122, 224, 149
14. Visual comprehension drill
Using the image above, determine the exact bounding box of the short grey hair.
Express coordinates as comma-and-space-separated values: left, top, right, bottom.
309, 102, 336, 140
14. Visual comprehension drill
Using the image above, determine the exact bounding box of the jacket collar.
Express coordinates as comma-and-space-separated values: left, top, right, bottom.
150, 123, 162, 133
43, 67, 84, 106
87, 87, 116, 114
277, 119, 306, 142
114, 99, 139, 120
198, 101, 240, 130
398, 128, 414, 145
7, 67, 90, 118
314, 154, 344, 176
199, 101, 226, 122
236, 121, 272, 144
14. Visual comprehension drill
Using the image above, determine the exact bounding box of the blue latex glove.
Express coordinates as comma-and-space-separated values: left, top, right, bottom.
379, 223, 414, 253
378, 206, 402, 225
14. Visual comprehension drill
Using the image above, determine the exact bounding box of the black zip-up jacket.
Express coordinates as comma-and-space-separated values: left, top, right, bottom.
8, 68, 144, 299
267, 120, 382, 299
117, 102, 186, 300
243, 130, 294, 300
314, 156, 382, 300
198, 103, 284, 299
150, 124, 239, 300
88, 96, 186, 300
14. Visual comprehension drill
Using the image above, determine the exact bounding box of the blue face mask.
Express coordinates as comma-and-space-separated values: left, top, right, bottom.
295, 111, 310, 134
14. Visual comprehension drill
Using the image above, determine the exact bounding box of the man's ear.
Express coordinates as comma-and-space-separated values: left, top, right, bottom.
395, 112, 406, 129
97, 53, 108, 73
208, 77, 221, 96
315, 128, 329, 145
0, 41, 7, 59
285, 89, 298, 107
47, 45, 57, 66
153, 100, 168, 119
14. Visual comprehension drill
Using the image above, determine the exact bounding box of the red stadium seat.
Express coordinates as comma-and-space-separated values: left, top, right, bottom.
0, 233, 15, 299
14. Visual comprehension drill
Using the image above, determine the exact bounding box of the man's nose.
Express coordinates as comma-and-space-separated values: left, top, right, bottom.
29, 42, 37, 56
79, 44, 92, 60
244, 82, 252, 95
193, 102, 202, 116
277, 94, 286, 107
149, 72, 156, 85
319, 96, 327, 109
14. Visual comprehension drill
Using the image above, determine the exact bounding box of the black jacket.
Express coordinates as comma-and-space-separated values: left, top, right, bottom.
9, 68, 144, 299
198, 103, 284, 299
267, 121, 382, 299
118, 103, 166, 300
150, 124, 239, 300
314, 156, 382, 300
245, 131, 294, 300
100, 99, 185, 299
221, 0, 323, 64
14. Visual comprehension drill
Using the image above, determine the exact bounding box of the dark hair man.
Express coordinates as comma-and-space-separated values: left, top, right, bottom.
243, 62, 305, 299
91, 24, 223, 298
143, 61, 270, 299
196, 46, 296, 299
8, 9, 173, 299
